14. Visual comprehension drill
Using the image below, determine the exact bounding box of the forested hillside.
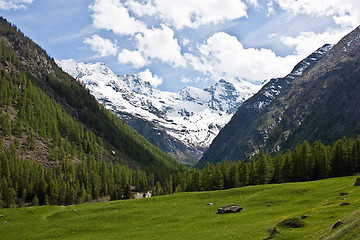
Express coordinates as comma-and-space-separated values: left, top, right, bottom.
153, 137, 360, 194
0, 17, 183, 207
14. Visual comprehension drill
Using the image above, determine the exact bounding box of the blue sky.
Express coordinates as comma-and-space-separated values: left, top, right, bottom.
1, 0, 359, 92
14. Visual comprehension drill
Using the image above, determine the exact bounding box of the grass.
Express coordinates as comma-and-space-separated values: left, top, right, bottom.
1, 176, 360, 239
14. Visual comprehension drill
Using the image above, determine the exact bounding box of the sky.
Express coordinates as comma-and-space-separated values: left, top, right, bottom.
1, 0, 359, 92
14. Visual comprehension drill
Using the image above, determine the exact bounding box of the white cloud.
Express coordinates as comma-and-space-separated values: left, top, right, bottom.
143, 0, 248, 29
135, 24, 186, 67
89, 1, 186, 68
0, 0, 33, 9
89, 0, 147, 35
186, 32, 302, 83
280, 29, 348, 55
138, 68, 163, 87
266, 1, 276, 16
273, 0, 360, 28
245, 0, 259, 8
96, 0, 249, 30
182, 38, 190, 46
269, 0, 360, 62
83, 34, 118, 57
117, 49, 148, 68
181, 77, 192, 84
125, 0, 157, 17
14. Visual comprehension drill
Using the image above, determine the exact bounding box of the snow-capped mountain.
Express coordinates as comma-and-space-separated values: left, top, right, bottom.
56, 59, 262, 163
199, 43, 338, 166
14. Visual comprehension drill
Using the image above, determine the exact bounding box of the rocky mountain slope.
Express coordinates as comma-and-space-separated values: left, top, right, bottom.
0, 17, 182, 178
199, 25, 360, 167
56, 59, 262, 163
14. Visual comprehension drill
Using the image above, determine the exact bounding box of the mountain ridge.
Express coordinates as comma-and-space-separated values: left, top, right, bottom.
198, 25, 360, 167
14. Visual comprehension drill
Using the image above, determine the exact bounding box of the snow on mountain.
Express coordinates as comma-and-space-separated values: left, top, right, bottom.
253, 44, 334, 113
56, 59, 262, 161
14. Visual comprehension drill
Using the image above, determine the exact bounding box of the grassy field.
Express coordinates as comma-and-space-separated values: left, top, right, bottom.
1, 176, 360, 240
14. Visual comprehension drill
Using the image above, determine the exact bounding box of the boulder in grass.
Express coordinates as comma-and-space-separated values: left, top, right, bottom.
339, 192, 349, 196
217, 205, 243, 214
332, 220, 343, 229
354, 178, 360, 186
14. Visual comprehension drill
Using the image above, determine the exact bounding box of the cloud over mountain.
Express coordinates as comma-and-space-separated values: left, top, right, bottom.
4, 0, 359, 92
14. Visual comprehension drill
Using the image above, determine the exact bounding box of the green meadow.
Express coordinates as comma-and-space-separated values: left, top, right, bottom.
1, 176, 359, 240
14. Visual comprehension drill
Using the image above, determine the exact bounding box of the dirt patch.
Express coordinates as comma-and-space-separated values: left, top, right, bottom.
2, 133, 56, 167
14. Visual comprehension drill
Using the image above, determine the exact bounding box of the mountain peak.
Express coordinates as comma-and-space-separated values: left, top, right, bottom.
57, 60, 262, 162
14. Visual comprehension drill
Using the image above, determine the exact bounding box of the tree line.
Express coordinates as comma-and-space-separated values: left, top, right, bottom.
153, 137, 360, 195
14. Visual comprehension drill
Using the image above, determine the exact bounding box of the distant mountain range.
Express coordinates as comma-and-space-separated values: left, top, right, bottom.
56, 60, 262, 163
199, 25, 360, 167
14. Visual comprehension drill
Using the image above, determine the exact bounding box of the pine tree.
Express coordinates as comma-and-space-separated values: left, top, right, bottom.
191, 169, 201, 191
331, 140, 346, 177
248, 158, 256, 185
201, 162, 214, 190
123, 184, 132, 199
280, 150, 292, 182
228, 163, 239, 188
271, 152, 283, 183
239, 161, 249, 186
255, 150, 274, 184
311, 141, 329, 179
31, 195, 39, 206
301, 140, 312, 181
213, 167, 224, 190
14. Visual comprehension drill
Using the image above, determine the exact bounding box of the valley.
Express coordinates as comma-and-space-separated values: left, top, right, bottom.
1, 176, 359, 239
1, 2, 360, 239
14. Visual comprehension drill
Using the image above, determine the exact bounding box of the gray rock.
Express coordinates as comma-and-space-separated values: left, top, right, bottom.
217, 205, 243, 214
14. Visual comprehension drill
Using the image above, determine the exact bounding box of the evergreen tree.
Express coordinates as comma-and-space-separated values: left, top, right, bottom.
271, 152, 283, 183
201, 162, 215, 190
239, 161, 249, 186
280, 150, 292, 182
255, 150, 274, 184
331, 140, 346, 177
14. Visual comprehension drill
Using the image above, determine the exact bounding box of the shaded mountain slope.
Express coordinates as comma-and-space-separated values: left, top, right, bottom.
199, 25, 360, 167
